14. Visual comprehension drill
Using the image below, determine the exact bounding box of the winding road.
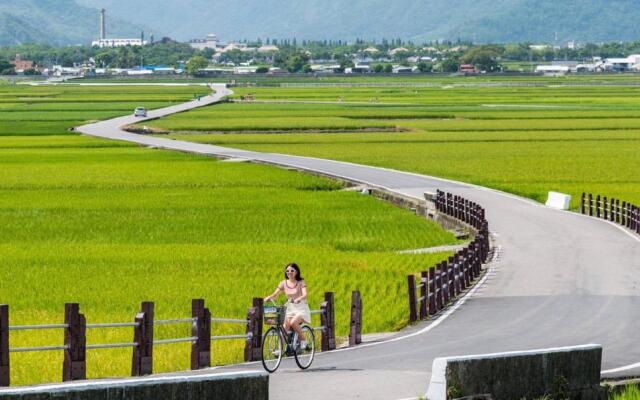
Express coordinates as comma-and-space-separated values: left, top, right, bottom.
77, 84, 640, 400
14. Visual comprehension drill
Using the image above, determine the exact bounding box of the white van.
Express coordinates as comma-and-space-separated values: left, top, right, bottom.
134, 107, 147, 117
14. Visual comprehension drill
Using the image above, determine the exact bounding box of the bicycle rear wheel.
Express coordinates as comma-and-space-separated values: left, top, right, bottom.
294, 325, 315, 369
261, 327, 283, 373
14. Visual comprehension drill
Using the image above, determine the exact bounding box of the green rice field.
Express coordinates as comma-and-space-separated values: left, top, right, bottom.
0, 82, 455, 385
147, 80, 640, 206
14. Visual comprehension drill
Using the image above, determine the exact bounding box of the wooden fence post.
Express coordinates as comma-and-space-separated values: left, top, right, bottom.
428, 267, 436, 316
457, 254, 466, 291
603, 196, 608, 220
588, 193, 593, 216
580, 193, 585, 214
622, 201, 627, 226
63, 303, 86, 382
419, 271, 428, 320
320, 292, 336, 351
191, 299, 211, 370
464, 248, 472, 287
407, 275, 417, 322
132, 301, 154, 376
243, 298, 263, 362
440, 262, 449, 305
435, 266, 443, 311
452, 256, 461, 296
0, 305, 8, 387
349, 290, 362, 346
447, 259, 455, 300
596, 195, 601, 218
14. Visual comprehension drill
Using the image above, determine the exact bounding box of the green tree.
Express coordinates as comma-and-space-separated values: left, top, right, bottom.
416, 62, 432, 73
440, 56, 460, 72
255, 66, 269, 73
0, 60, 15, 75
285, 52, 310, 72
461, 48, 500, 72
373, 64, 384, 73
185, 55, 209, 76
383, 64, 393, 73
340, 59, 355, 70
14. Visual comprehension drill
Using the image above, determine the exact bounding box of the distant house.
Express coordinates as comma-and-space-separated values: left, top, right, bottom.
529, 44, 551, 51
535, 65, 570, 75
363, 47, 379, 54
233, 66, 258, 74
389, 47, 409, 56
392, 65, 413, 74
604, 58, 634, 71
311, 64, 341, 74
189, 33, 218, 50
257, 45, 279, 53
459, 64, 479, 74
11, 54, 34, 73
93, 39, 146, 48
345, 64, 371, 74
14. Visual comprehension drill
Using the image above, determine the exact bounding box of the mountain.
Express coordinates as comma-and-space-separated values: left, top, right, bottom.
3, 0, 640, 46
0, 0, 143, 46
74, 0, 640, 43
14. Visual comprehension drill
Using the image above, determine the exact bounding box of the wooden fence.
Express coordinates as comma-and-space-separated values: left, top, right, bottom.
407, 190, 490, 322
0, 292, 364, 387
580, 193, 640, 235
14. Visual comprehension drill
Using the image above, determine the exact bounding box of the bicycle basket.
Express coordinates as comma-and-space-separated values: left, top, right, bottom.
263, 305, 286, 325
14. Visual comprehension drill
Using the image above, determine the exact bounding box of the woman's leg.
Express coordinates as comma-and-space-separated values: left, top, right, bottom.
283, 316, 292, 333
289, 315, 304, 338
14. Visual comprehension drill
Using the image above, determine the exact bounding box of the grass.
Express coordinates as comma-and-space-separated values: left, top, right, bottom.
0, 82, 456, 385
146, 80, 640, 207
612, 386, 640, 400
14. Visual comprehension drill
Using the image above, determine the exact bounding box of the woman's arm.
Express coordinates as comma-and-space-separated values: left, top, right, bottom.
293, 286, 307, 304
264, 287, 282, 302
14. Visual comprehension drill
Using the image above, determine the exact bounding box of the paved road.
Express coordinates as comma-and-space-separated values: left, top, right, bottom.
77, 84, 640, 400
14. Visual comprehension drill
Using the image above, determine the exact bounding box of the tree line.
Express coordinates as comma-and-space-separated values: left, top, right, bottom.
3, 37, 640, 73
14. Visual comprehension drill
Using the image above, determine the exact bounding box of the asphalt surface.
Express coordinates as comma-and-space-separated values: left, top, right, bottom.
77, 84, 640, 400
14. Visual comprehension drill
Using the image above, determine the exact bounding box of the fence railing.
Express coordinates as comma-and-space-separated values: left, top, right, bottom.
0, 291, 364, 387
580, 193, 640, 235
407, 190, 490, 322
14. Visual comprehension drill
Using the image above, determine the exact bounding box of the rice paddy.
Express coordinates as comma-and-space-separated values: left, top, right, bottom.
0, 82, 456, 385
147, 79, 640, 206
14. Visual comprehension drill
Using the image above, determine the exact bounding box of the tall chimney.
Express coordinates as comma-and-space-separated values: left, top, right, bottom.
100, 9, 106, 40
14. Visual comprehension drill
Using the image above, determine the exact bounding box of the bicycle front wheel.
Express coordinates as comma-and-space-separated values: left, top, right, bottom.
261, 327, 283, 373
294, 325, 315, 369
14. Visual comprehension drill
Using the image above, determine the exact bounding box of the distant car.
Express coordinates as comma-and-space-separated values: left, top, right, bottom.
134, 107, 147, 117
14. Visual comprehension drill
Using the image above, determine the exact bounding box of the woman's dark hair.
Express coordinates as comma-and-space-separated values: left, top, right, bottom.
284, 262, 304, 281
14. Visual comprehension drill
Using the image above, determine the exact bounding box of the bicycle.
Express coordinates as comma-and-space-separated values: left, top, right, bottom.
261, 301, 315, 373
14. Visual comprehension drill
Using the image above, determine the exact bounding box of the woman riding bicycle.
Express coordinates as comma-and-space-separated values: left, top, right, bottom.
264, 262, 311, 349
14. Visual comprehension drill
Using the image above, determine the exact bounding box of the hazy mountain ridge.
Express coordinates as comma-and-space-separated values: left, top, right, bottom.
0, 0, 143, 46
3, 0, 640, 46
75, 0, 640, 43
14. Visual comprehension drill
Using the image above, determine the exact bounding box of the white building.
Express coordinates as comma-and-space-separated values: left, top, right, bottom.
189, 34, 219, 50
535, 65, 570, 75
389, 47, 409, 56
604, 57, 635, 71
257, 45, 279, 53
91, 9, 146, 48
92, 38, 146, 48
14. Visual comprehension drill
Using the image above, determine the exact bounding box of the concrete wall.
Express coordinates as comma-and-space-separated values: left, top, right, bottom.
0, 371, 268, 400
427, 344, 603, 400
